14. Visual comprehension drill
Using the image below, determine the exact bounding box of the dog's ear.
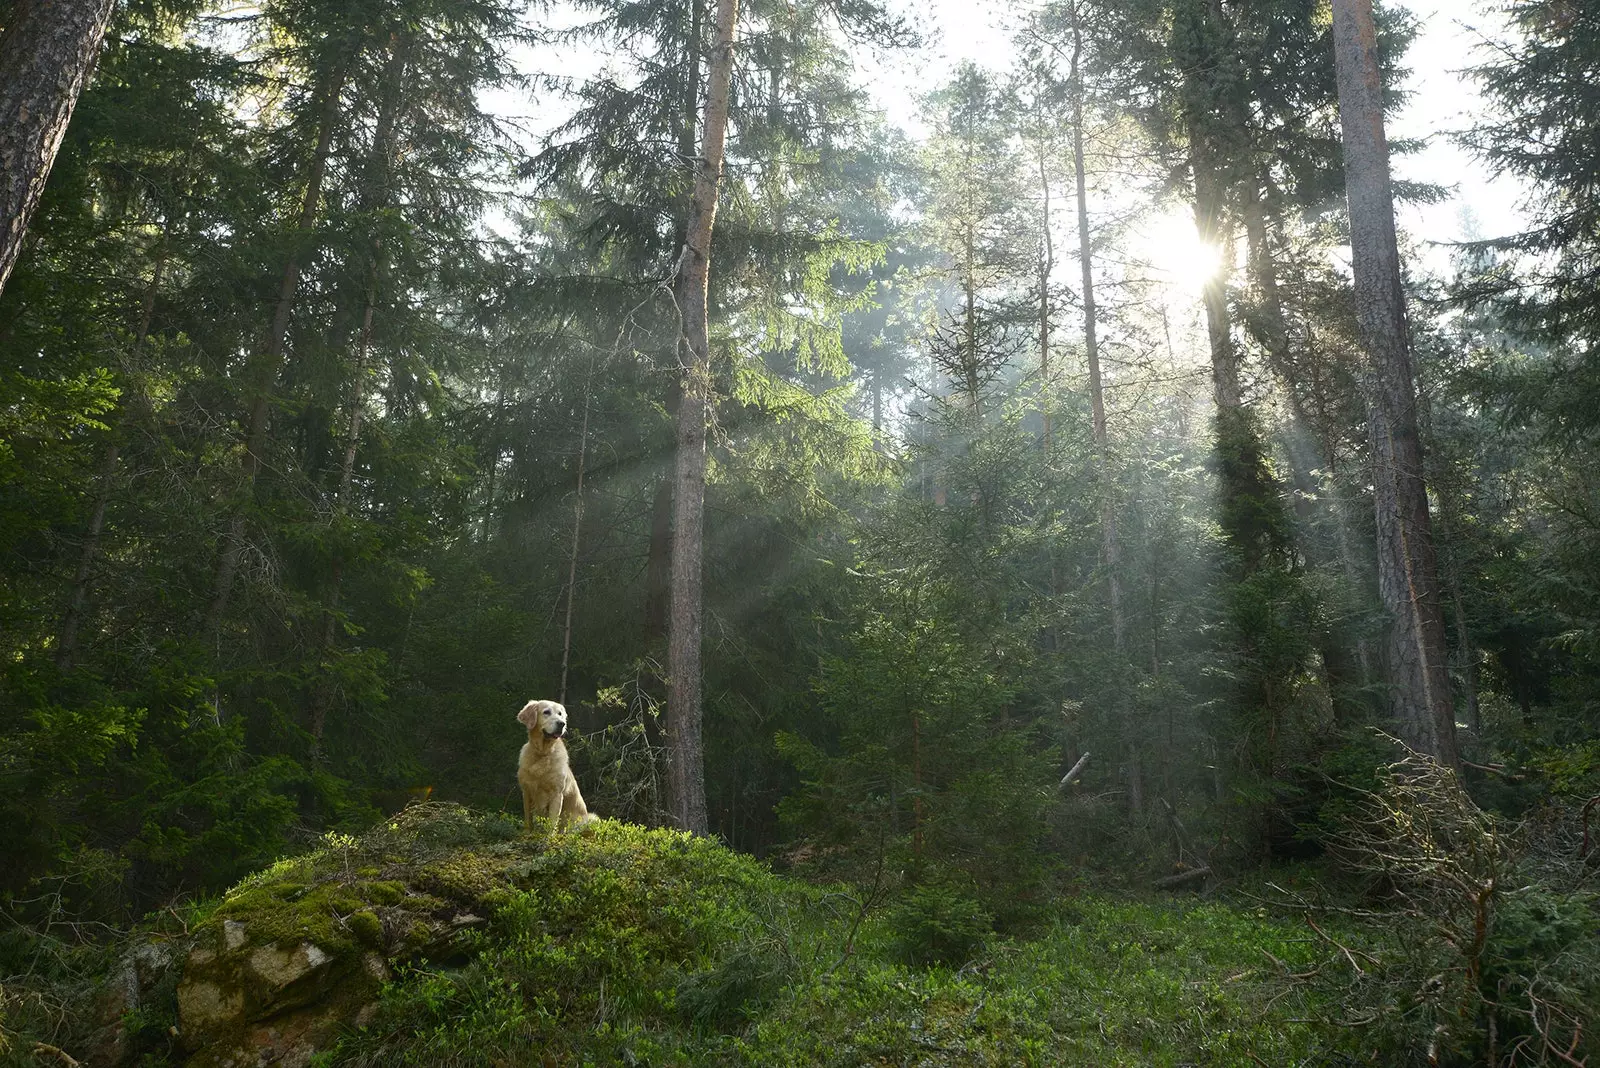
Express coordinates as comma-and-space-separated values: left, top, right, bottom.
516, 700, 542, 728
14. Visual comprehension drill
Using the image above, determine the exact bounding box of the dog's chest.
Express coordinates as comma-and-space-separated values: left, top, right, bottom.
518, 739, 569, 789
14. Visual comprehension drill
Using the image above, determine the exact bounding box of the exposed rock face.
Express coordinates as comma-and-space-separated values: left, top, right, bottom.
84, 940, 184, 1067
82, 805, 567, 1066
176, 921, 387, 1068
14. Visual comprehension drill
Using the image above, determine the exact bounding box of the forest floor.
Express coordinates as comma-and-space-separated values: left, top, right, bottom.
1, 804, 1394, 1067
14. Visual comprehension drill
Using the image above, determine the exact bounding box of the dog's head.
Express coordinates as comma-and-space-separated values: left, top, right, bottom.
517, 699, 567, 740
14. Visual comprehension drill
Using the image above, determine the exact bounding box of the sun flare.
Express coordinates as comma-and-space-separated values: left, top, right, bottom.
1131, 208, 1225, 296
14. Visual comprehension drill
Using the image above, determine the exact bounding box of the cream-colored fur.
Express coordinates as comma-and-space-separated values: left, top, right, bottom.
515, 699, 596, 832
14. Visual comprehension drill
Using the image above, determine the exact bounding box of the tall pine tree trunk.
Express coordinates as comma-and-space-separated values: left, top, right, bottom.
666, 0, 739, 835
0, 0, 117, 295
646, 0, 703, 655
1331, 0, 1459, 770
207, 59, 349, 636
1069, 0, 1133, 809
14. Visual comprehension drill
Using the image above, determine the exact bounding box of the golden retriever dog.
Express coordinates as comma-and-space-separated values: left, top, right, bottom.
516, 699, 596, 832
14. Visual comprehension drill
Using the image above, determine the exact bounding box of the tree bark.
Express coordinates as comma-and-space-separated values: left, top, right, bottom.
1331, 0, 1459, 770
0, 0, 117, 296
666, 0, 739, 836
207, 59, 349, 637
645, 0, 701, 652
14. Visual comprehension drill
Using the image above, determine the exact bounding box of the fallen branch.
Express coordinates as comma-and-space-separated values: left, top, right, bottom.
1306, 914, 1379, 974
1058, 751, 1090, 788
32, 1044, 81, 1068
1152, 866, 1211, 890
1461, 758, 1523, 781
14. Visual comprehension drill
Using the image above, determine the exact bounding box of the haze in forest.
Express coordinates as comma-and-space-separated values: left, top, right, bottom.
2, 0, 1598, 1063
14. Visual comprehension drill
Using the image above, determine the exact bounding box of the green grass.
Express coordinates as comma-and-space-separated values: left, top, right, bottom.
734, 898, 1340, 1067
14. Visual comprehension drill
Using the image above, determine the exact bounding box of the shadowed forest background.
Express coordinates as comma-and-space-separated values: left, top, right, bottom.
2, 0, 1600, 1063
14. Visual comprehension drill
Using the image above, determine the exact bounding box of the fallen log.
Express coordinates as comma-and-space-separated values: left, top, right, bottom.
1153, 866, 1211, 891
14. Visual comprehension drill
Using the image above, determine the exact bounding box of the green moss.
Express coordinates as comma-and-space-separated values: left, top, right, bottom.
346, 910, 384, 948
415, 851, 503, 904
361, 880, 405, 906
214, 882, 362, 954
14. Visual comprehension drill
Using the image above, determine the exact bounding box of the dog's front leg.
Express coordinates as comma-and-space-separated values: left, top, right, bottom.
522, 787, 535, 832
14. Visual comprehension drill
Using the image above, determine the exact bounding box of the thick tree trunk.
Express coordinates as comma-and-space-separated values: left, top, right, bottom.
0, 0, 117, 296
207, 60, 349, 636
666, 0, 739, 836
1331, 0, 1459, 770
645, 0, 701, 652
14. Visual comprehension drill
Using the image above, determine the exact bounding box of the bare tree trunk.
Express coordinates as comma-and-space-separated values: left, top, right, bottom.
1332, 0, 1459, 770
207, 59, 349, 637
0, 0, 117, 296
1070, 1, 1131, 808
559, 356, 595, 707
666, 0, 739, 836
1035, 100, 1053, 450
645, 0, 701, 652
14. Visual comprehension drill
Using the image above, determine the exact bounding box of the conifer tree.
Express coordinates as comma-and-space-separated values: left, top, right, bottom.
1332, 0, 1459, 769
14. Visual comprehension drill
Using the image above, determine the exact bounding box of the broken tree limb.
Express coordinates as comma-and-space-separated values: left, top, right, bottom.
1153, 866, 1212, 890
1059, 751, 1090, 788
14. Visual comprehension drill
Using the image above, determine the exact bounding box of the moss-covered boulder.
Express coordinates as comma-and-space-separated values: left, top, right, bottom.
104, 803, 804, 1067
